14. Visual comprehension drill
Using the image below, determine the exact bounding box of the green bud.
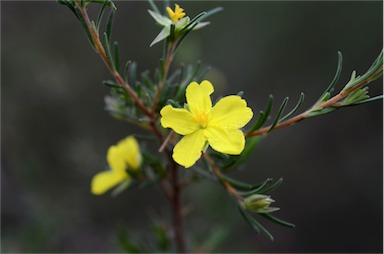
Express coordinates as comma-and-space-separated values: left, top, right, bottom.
244, 194, 280, 213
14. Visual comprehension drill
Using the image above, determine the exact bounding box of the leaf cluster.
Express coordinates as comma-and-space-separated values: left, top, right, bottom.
104, 61, 211, 124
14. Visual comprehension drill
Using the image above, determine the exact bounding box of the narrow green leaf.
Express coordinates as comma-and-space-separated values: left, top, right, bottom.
229, 136, 263, 169
182, 6, 223, 32
147, 0, 160, 14
117, 228, 143, 253
347, 95, 383, 106
169, 24, 175, 42
174, 22, 198, 51
268, 97, 289, 132
152, 224, 170, 251
124, 60, 131, 83
344, 87, 369, 104
279, 93, 305, 122
344, 50, 383, 91
129, 62, 138, 87
58, 0, 79, 18
111, 179, 131, 197
259, 178, 283, 194
260, 213, 295, 228
176, 64, 185, 85
73, 6, 96, 49
113, 41, 120, 72
306, 107, 337, 118
167, 99, 182, 108
175, 62, 201, 100
102, 80, 123, 88
201, 227, 229, 252
167, 68, 181, 84
239, 207, 274, 241
163, 0, 169, 12
343, 70, 358, 90
181, 12, 207, 32
158, 58, 165, 81
102, 32, 115, 70
196, 66, 212, 82
248, 95, 273, 133
249, 216, 274, 241
238, 178, 273, 195
142, 152, 166, 176
141, 70, 154, 88
89, 0, 116, 10
323, 51, 343, 95
200, 6, 224, 21
96, 0, 108, 30
79, 0, 86, 7
221, 175, 272, 191
316, 91, 331, 104
106, 8, 116, 41
238, 207, 260, 233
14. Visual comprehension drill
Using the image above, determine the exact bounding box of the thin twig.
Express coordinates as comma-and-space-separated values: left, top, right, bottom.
171, 160, 185, 252
203, 153, 243, 202
159, 130, 175, 152
76, 2, 153, 119
151, 41, 176, 114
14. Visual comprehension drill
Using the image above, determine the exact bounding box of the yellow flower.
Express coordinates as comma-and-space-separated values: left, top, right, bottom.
160, 80, 253, 168
91, 136, 142, 195
166, 4, 186, 22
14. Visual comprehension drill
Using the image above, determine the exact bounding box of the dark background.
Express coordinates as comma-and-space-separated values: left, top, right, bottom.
2, 1, 383, 252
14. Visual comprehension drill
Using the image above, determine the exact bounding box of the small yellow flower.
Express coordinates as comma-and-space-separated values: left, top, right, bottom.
166, 4, 186, 22
91, 136, 142, 195
160, 80, 253, 168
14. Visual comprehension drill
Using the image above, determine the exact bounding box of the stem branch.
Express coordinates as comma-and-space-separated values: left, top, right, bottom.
246, 76, 380, 138
171, 161, 185, 252
204, 153, 243, 202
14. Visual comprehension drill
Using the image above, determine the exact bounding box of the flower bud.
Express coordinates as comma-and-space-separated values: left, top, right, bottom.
244, 194, 280, 213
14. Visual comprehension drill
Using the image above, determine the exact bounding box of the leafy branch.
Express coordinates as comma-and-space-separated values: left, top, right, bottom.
203, 153, 294, 240
246, 51, 383, 138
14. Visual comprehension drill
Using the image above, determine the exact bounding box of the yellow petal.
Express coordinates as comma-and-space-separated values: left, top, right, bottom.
167, 4, 186, 22
209, 95, 253, 129
91, 171, 129, 195
160, 105, 199, 135
107, 136, 142, 172
205, 127, 245, 154
107, 145, 126, 173
186, 80, 214, 115
173, 130, 206, 168
117, 136, 142, 170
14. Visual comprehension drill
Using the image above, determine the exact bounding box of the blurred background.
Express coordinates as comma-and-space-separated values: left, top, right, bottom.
1, 1, 383, 252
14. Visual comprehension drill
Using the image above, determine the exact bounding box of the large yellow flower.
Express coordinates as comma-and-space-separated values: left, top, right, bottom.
91, 136, 142, 195
160, 80, 253, 168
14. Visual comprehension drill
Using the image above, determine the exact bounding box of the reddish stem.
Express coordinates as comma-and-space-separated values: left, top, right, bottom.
75, 4, 186, 251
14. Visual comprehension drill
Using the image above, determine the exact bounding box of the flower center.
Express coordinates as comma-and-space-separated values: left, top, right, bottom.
166, 4, 186, 23
194, 111, 209, 128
